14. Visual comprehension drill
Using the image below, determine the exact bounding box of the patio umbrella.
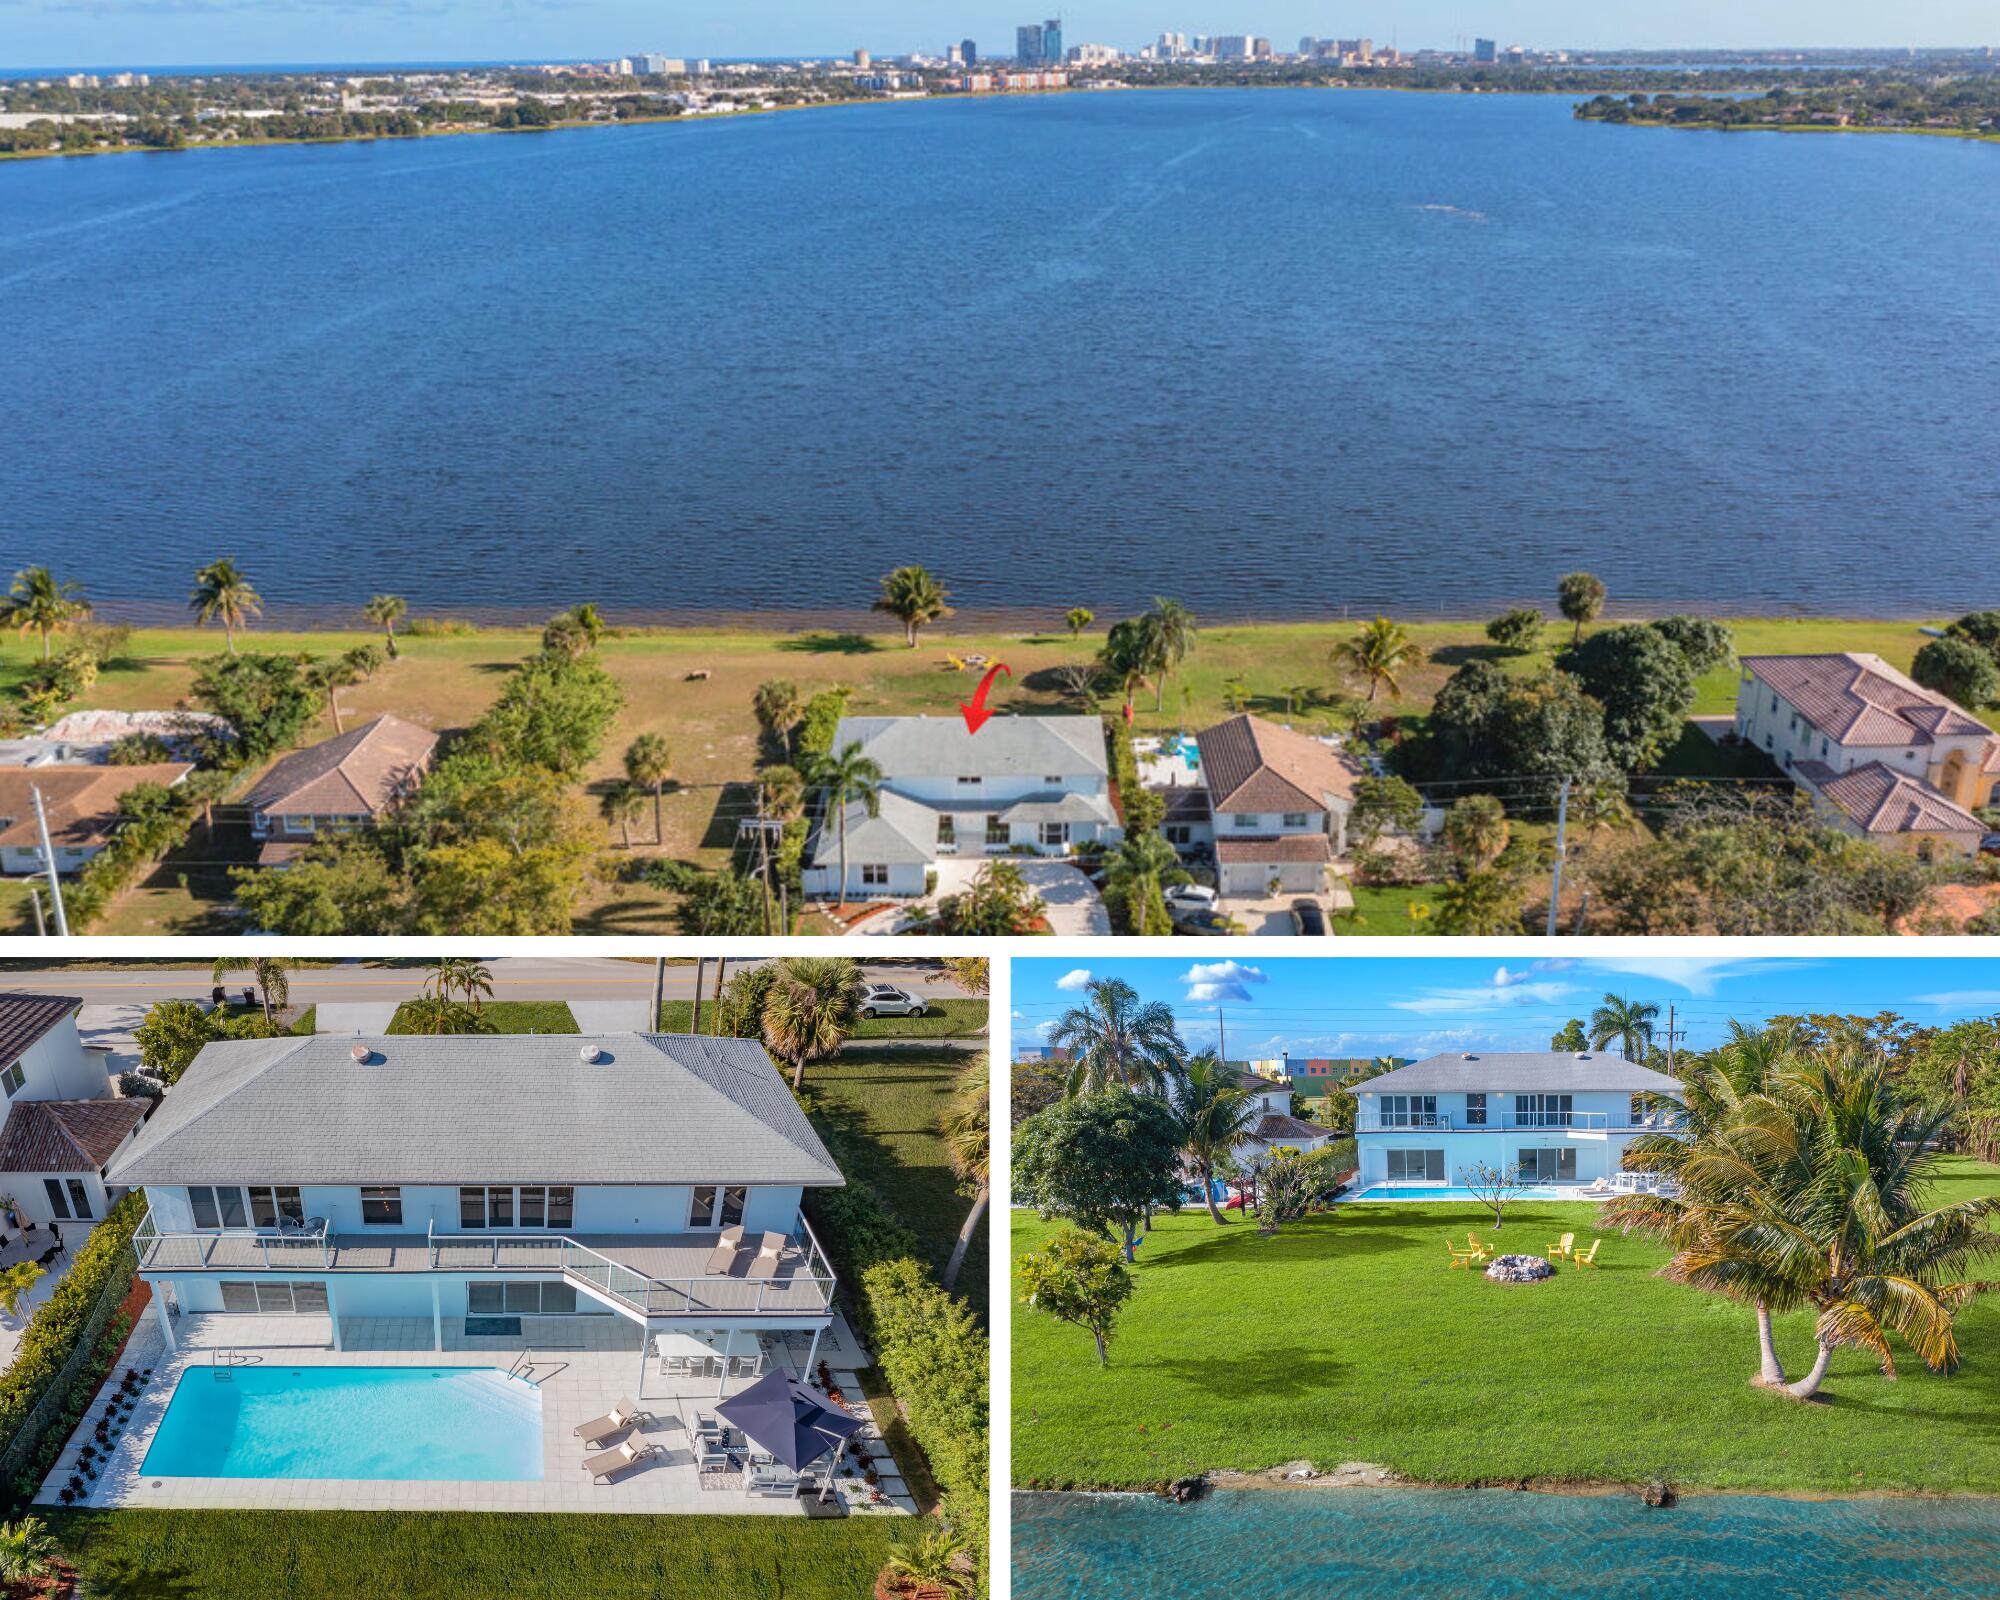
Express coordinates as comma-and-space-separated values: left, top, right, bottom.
715, 1369, 863, 1500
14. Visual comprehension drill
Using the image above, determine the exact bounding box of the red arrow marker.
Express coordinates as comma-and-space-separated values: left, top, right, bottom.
960, 662, 1012, 734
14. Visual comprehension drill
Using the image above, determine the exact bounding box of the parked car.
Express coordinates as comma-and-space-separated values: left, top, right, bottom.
1289, 899, 1329, 937
1981, 833, 2000, 858
1171, 909, 1234, 937
1164, 883, 1218, 911
858, 985, 928, 1019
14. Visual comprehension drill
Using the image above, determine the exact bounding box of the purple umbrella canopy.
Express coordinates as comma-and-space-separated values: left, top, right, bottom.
714, 1370, 863, 1470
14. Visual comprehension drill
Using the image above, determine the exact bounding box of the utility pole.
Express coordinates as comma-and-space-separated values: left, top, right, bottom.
692, 956, 706, 1034
651, 957, 665, 1034
1545, 776, 1571, 938
1218, 1007, 1226, 1066
32, 786, 69, 938
28, 883, 47, 938
713, 956, 728, 1028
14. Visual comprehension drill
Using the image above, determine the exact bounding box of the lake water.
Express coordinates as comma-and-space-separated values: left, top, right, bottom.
1013, 1488, 2000, 1598
4, 90, 1998, 624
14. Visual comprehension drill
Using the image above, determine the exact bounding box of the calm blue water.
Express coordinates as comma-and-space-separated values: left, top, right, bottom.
141, 1365, 543, 1480
1014, 1489, 2000, 1599
1348, 1184, 1568, 1201
4, 90, 1998, 623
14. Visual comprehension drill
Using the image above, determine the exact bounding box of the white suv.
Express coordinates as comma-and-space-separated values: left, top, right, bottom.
859, 985, 929, 1019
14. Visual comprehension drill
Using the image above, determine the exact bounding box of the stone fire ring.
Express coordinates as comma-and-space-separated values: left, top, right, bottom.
1485, 1253, 1555, 1284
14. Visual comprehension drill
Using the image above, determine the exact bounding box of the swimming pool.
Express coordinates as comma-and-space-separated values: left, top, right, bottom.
141, 1365, 544, 1481
1345, 1185, 1573, 1202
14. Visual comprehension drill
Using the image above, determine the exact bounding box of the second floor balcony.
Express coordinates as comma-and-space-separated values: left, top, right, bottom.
1358, 1111, 1680, 1134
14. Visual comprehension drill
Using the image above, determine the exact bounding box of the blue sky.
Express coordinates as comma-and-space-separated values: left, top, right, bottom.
4, 2, 1992, 70
1011, 955, 2000, 1063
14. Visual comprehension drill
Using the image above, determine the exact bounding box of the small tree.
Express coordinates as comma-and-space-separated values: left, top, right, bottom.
1556, 571, 1606, 645
0, 1515, 60, 1585
1013, 1089, 1186, 1261
1485, 608, 1544, 654
0, 1261, 46, 1322
133, 999, 221, 1085
1442, 793, 1510, 872
873, 565, 954, 647
752, 679, 801, 757
1349, 774, 1425, 851
622, 734, 673, 842
1550, 1019, 1589, 1052
1018, 1227, 1135, 1367
1460, 1160, 1530, 1229
1911, 636, 1999, 709
933, 861, 1044, 935
362, 594, 408, 657
1064, 606, 1095, 641
1250, 1145, 1342, 1234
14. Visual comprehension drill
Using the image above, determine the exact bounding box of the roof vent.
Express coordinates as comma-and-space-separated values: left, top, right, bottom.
1576, 1053, 1592, 1061
350, 1044, 372, 1064
581, 1045, 606, 1065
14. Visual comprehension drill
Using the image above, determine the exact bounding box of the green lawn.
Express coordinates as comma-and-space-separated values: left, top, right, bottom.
657, 999, 988, 1039
809, 1047, 988, 1322
40, 1509, 899, 1600
385, 1000, 579, 1034
1338, 882, 1449, 934
1012, 1159, 2000, 1493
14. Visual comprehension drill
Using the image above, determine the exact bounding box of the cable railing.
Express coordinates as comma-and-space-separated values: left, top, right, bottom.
1357, 1111, 1672, 1133
134, 1211, 330, 1271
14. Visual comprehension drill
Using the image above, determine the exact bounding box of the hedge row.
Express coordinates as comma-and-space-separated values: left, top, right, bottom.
800, 1102, 989, 1587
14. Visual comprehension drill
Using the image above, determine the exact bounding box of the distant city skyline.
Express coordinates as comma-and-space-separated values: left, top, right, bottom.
2, 1, 1993, 69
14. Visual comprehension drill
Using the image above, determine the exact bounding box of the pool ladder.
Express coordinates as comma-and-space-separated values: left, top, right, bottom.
210, 1347, 251, 1382
506, 1349, 540, 1387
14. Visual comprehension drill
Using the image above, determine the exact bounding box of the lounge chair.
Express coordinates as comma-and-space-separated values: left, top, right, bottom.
1573, 1239, 1602, 1269
585, 1437, 662, 1484
1465, 1233, 1490, 1262
705, 1225, 746, 1274
745, 1231, 789, 1280
1445, 1237, 1477, 1269
1549, 1232, 1575, 1260
573, 1395, 651, 1448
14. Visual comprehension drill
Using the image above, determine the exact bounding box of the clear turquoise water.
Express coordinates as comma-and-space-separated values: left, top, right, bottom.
1014, 1489, 2000, 1598
1348, 1185, 1567, 1201
140, 1365, 544, 1480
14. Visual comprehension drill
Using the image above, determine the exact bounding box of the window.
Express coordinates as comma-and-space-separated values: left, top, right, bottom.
1232, 814, 1258, 829
1043, 775, 1063, 784
1165, 825, 1191, 846
188, 1186, 220, 1230
220, 1281, 327, 1315
936, 815, 955, 846
460, 1186, 486, 1228
247, 1187, 303, 1228
43, 1179, 71, 1220
67, 1181, 90, 1220
360, 1187, 402, 1226
861, 863, 888, 887
1378, 1095, 1437, 1129
690, 1184, 750, 1228
1464, 1093, 1487, 1127
1038, 821, 1069, 849
216, 1187, 247, 1229
468, 1281, 584, 1316
955, 775, 981, 788
985, 814, 1008, 847
547, 1186, 574, 1229
487, 1186, 514, 1229
1518, 1147, 1578, 1182
188, 1185, 247, 1229
1513, 1094, 1573, 1129
1385, 1149, 1445, 1182
1, 1061, 24, 1098
1282, 812, 1309, 828
518, 1187, 546, 1229
219, 1280, 259, 1313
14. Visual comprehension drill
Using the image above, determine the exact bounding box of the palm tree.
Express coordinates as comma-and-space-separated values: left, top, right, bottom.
423, 957, 494, 1008
761, 956, 863, 1091
4, 567, 90, 660
308, 654, 363, 735
1174, 1053, 1259, 1224
1283, 682, 1315, 716
809, 741, 883, 908
872, 565, 954, 648
1588, 994, 1660, 1061
0, 1261, 45, 1322
623, 734, 673, 844
0, 1516, 59, 1585
878, 1526, 976, 1599
1443, 793, 1510, 872
1098, 617, 1156, 723
752, 680, 801, 758
600, 781, 647, 848
1047, 976, 1187, 1095
1331, 616, 1418, 703
211, 956, 293, 1026
1102, 831, 1185, 937
1557, 571, 1607, 645
363, 594, 408, 657
1142, 598, 1198, 712
190, 558, 262, 654
940, 1056, 989, 1292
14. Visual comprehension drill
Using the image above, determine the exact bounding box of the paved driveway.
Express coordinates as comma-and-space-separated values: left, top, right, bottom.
1220, 880, 1355, 937
851, 858, 1111, 937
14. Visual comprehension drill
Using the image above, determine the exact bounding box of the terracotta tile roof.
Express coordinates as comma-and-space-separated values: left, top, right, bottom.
0, 994, 81, 1068
1742, 654, 1992, 748
1195, 715, 1364, 814
1215, 835, 1334, 864
1984, 740, 2000, 775
1795, 760, 1984, 836
0, 765, 194, 851
1250, 1112, 1334, 1143
0, 1097, 145, 1175
244, 715, 438, 818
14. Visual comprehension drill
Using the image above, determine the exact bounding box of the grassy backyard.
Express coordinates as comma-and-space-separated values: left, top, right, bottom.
40, 1508, 900, 1600
2, 612, 1981, 935
657, 998, 988, 1039
1011, 1159, 2000, 1494
385, 1000, 580, 1034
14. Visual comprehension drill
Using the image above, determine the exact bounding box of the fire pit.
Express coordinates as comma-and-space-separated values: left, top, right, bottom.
1485, 1254, 1555, 1284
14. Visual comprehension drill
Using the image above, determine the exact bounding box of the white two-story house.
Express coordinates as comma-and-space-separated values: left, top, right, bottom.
802, 714, 1121, 900
107, 1030, 848, 1385
1352, 1050, 1682, 1190
1224, 1067, 1338, 1167
0, 992, 143, 1233
1736, 653, 2000, 860
1192, 714, 1366, 898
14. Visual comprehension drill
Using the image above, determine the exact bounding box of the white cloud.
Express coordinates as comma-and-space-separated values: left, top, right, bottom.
1054, 969, 1092, 992
1584, 957, 1806, 997
1392, 981, 1578, 1015
1912, 991, 2000, 1010
1034, 1019, 1058, 1036
1493, 959, 1575, 988
1179, 960, 1268, 1004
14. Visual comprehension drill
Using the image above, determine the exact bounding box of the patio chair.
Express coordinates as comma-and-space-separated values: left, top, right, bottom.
584, 1437, 663, 1485
745, 1231, 789, 1280
573, 1395, 652, 1449
1573, 1239, 1602, 1269
705, 1226, 746, 1274
746, 1459, 801, 1497
1465, 1233, 1491, 1262
1549, 1232, 1575, 1260
1445, 1237, 1477, 1269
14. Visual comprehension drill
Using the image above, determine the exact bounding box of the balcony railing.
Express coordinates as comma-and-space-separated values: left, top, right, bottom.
134, 1211, 330, 1270
1359, 1111, 1677, 1134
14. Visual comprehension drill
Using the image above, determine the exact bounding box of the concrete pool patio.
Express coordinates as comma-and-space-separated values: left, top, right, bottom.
40, 1311, 916, 1518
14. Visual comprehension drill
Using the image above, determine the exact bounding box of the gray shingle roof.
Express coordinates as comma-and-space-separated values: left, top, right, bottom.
997, 793, 1118, 826
1361, 1051, 1681, 1094
832, 715, 1108, 779
106, 1033, 843, 1188
808, 790, 939, 867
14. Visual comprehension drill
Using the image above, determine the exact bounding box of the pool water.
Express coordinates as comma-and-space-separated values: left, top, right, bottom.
1015, 1489, 2000, 1599
1346, 1186, 1571, 1202
141, 1365, 544, 1481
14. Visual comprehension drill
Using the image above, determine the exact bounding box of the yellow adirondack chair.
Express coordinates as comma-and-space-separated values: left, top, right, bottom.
942, 653, 969, 673
1549, 1232, 1575, 1260
1465, 1233, 1491, 1262
1573, 1239, 1602, 1269
1446, 1237, 1478, 1269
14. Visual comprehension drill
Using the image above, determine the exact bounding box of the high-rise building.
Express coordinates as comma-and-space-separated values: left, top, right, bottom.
1474, 37, 1497, 62
963, 38, 979, 64
1041, 18, 1063, 63
854, 48, 871, 68
946, 43, 963, 65
1213, 35, 1253, 59
1252, 37, 1272, 59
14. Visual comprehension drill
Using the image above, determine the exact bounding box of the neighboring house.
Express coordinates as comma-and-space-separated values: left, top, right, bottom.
1224, 1067, 1337, 1165
109, 1031, 846, 1375
244, 714, 438, 866
1736, 653, 2000, 860
18, 709, 231, 766
1190, 714, 1365, 898
0, 764, 194, 876
0, 992, 143, 1230
802, 715, 1121, 900
1352, 1050, 1683, 1189
1283, 1055, 1412, 1085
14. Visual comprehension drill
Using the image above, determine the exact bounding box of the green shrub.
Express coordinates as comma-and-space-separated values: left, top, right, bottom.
795, 686, 854, 762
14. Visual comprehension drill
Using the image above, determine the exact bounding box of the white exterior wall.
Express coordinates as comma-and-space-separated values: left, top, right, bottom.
1218, 856, 1324, 896
1734, 677, 1939, 781
7, 1011, 111, 1101
889, 773, 1107, 806
2, 842, 100, 876
1355, 1130, 1642, 1186
801, 860, 928, 900
1215, 808, 1327, 837
3, 1168, 112, 1228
